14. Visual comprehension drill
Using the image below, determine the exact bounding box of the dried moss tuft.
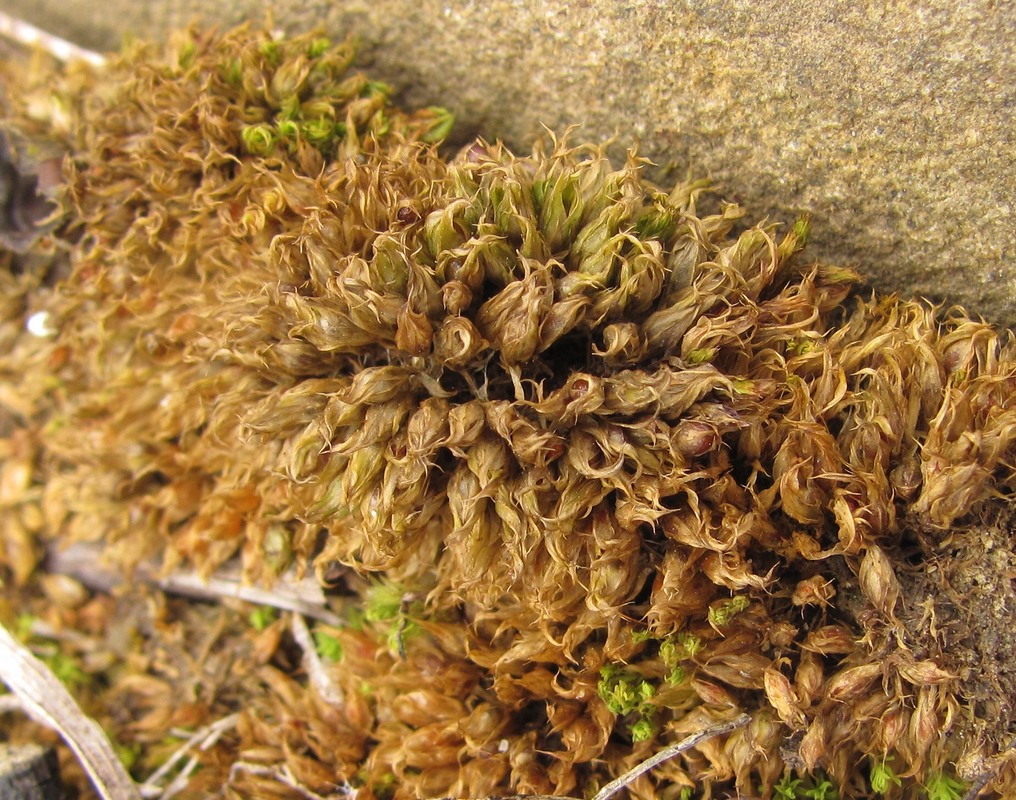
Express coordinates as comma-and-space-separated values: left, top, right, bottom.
2, 22, 1016, 800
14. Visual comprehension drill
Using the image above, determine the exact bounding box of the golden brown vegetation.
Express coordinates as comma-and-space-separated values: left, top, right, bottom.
2, 23, 1016, 800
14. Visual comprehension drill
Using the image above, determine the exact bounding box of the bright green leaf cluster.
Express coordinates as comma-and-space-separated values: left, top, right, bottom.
659, 632, 702, 684
232, 32, 414, 157
313, 631, 344, 662
805, 778, 837, 800
258, 40, 281, 65
629, 716, 656, 743
771, 773, 838, 800
248, 606, 278, 631
420, 106, 455, 144
708, 595, 751, 627
870, 758, 902, 794
307, 37, 332, 58
775, 776, 804, 800
793, 214, 811, 244
923, 772, 966, 800
241, 123, 275, 156
597, 665, 658, 741
593, 666, 658, 740
787, 337, 819, 356
776, 776, 800, 800
365, 581, 404, 622
597, 665, 655, 716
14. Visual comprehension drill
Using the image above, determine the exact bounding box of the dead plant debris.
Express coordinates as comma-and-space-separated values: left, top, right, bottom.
1, 21, 1016, 800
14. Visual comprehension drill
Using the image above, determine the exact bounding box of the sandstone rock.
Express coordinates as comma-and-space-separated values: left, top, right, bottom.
2, 0, 1013, 325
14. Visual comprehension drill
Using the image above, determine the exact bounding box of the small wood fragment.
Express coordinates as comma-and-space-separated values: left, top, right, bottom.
0, 743, 62, 800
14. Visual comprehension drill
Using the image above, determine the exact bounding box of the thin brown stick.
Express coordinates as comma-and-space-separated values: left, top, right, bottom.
0, 622, 142, 800
227, 762, 334, 800
290, 613, 344, 708
0, 11, 105, 65
157, 715, 238, 800
138, 713, 238, 799
432, 797, 562, 800
427, 714, 753, 800
592, 713, 752, 800
47, 542, 345, 627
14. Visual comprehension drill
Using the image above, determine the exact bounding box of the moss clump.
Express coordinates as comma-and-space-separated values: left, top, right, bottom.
2, 21, 1016, 800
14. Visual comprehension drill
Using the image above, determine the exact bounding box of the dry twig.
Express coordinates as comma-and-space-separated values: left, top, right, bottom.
290, 613, 344, 708
227, 762, 338, 800
138, 713, 239, 799
0, 621, 141, 800
0, 11, 105, 65
48, 542, 345, 626
428, 714, 754, 800
591, 714, 752, 800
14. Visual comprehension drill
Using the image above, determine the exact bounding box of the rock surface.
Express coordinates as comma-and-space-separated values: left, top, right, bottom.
2, 0, 1013, 326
